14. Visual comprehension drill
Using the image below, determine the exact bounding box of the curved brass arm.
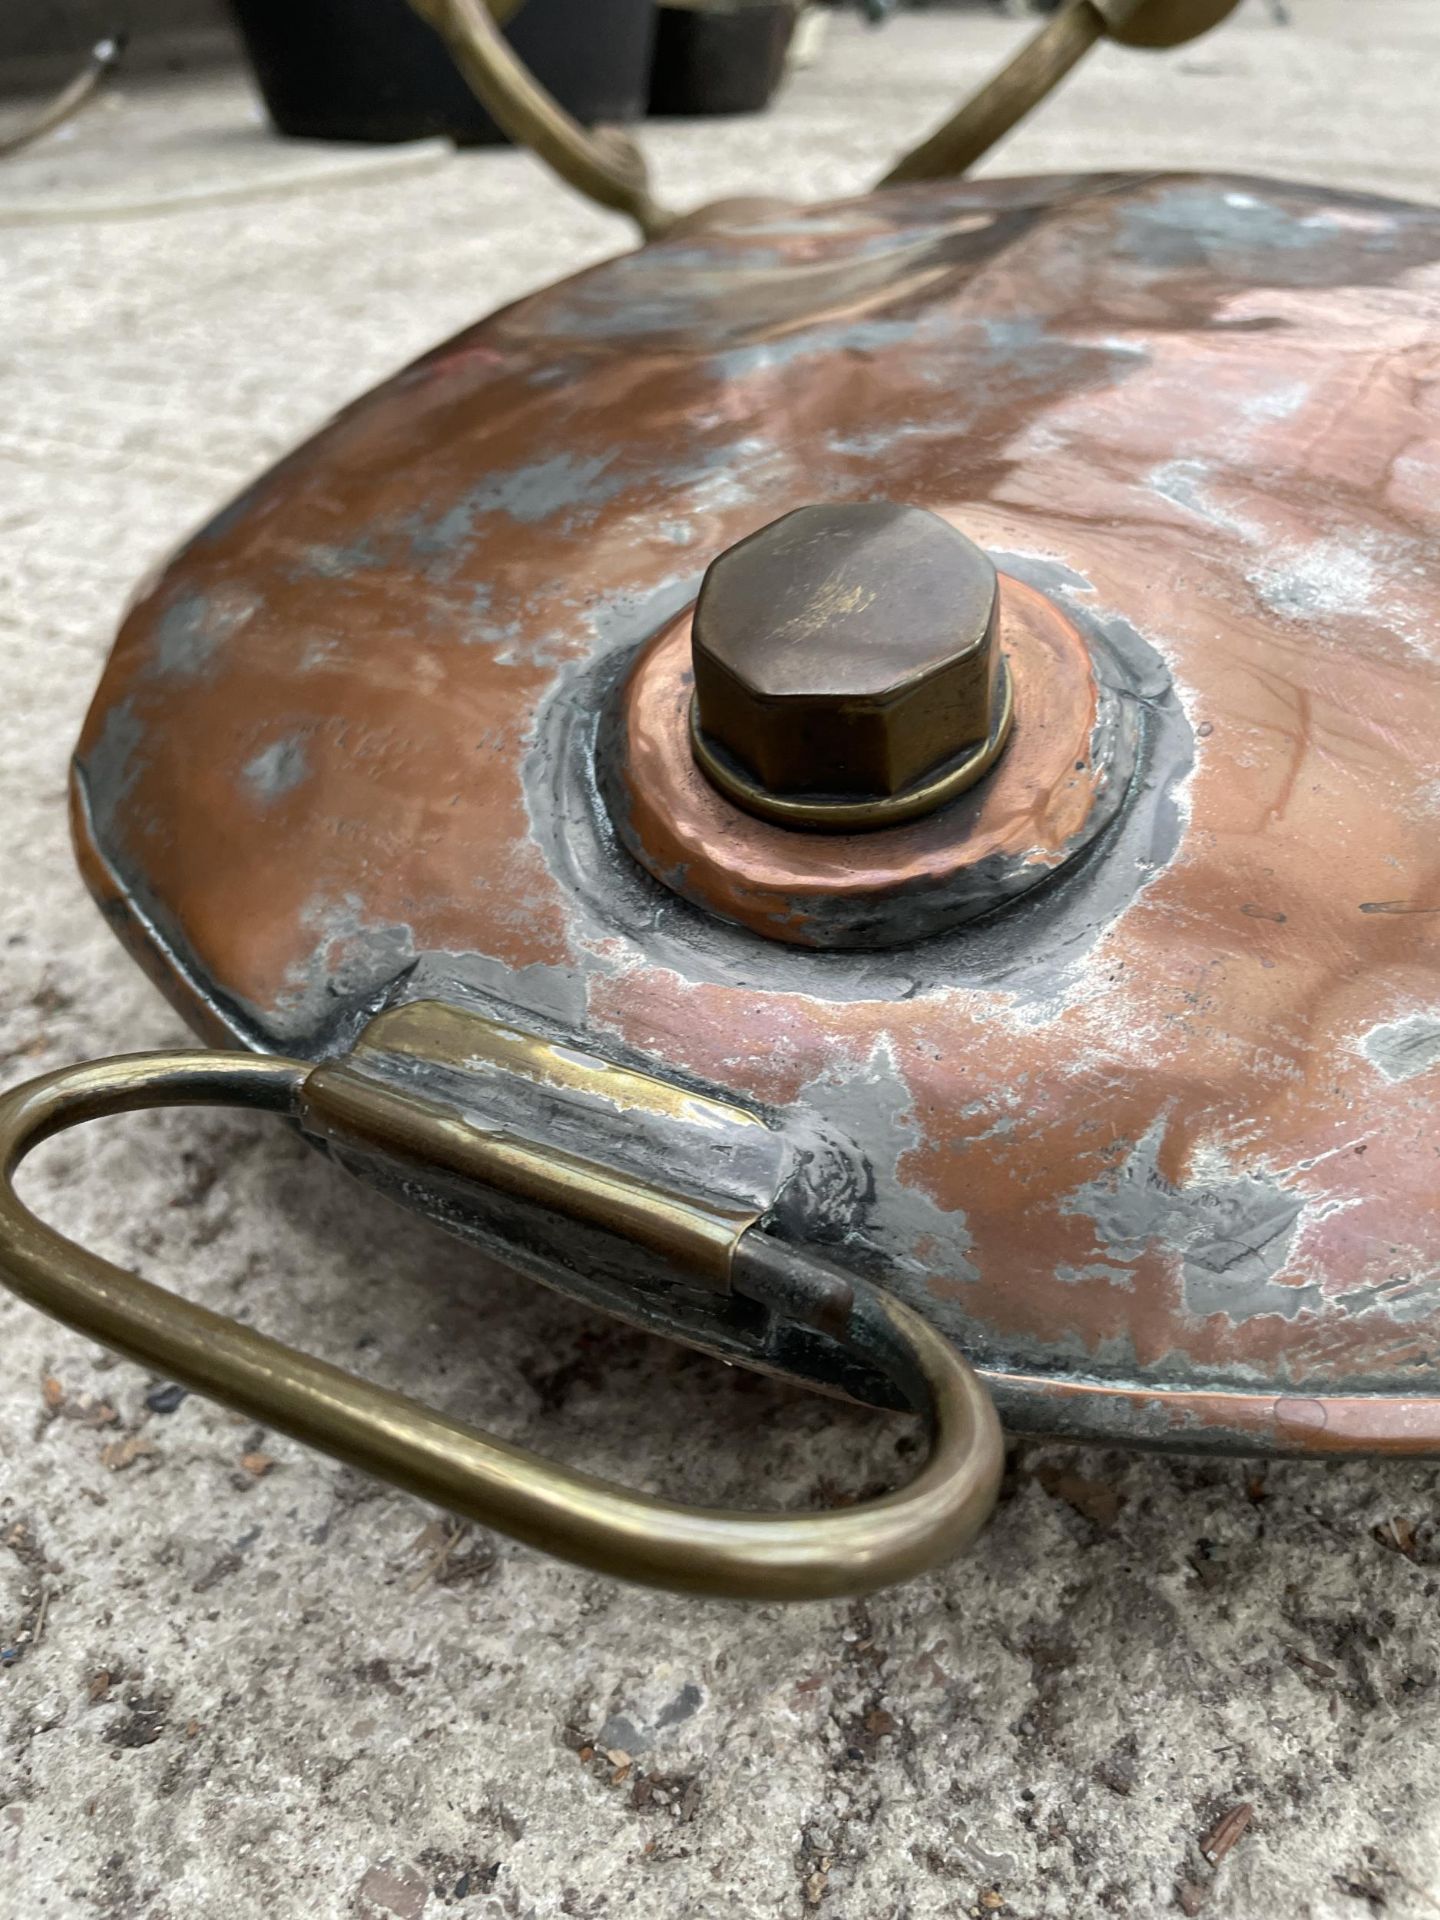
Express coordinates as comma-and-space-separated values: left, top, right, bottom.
882, 0, 1241, 187
408, 0, 676, 239
881, 1, 1103, 187
406, 0, 1239, 236
0, 1051, 1002, 1600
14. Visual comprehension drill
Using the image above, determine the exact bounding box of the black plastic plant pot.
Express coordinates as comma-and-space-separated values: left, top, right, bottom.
230, 0, 657, 144
648, 3, 795, 117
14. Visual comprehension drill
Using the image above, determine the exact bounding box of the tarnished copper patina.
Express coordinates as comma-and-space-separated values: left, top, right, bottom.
59, 169, 1439, 1469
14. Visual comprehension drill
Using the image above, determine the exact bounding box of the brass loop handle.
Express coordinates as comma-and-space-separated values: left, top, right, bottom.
0, 1051, 1002, 1600
401, 0, 1242, 236
880, 0, 1242, 188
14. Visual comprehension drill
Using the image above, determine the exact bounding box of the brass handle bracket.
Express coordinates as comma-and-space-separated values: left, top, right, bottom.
0, 1037, 1003, 1600
299, 1060, 748, 1292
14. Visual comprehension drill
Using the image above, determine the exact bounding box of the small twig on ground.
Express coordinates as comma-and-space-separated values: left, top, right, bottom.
0, 37, 124, 161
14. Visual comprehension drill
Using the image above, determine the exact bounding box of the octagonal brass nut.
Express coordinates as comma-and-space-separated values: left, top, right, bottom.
690, 503, 1008, 825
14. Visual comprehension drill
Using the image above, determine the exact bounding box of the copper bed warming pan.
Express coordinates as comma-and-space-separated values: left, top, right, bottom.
3, 0, 1437, 1601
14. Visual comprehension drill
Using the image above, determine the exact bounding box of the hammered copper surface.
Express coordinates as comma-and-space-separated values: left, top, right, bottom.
72, 172, 1440, 1451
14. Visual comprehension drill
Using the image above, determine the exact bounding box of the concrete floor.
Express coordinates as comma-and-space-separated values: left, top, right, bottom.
3, 4, 1440, 1915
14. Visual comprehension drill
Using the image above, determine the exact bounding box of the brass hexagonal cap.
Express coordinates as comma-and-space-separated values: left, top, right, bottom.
691, 502, 1004, 807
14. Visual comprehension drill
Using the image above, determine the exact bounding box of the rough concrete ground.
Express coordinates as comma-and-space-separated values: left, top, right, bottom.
3, 4, 1440, 1915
